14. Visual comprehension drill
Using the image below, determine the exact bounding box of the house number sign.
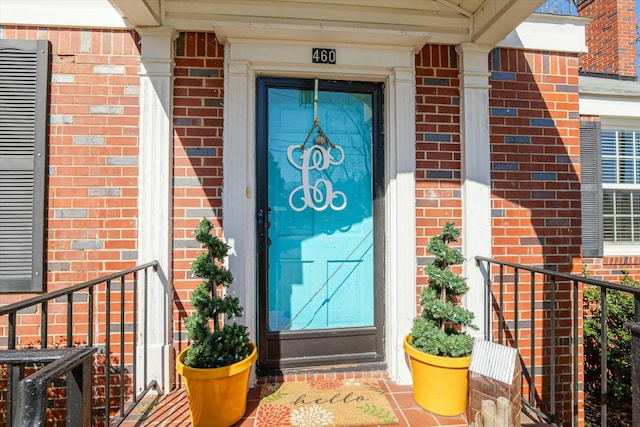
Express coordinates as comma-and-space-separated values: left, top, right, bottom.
312, 48, 336, 64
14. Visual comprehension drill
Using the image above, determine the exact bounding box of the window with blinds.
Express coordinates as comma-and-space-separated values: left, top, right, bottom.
602, 129, 640, 243
0, 39, 49, 293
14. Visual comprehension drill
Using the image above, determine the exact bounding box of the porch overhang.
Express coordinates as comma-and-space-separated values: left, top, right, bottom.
108, 0, 546, 48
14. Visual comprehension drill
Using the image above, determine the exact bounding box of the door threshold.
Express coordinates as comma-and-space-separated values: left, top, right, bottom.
256, 361, 388, 383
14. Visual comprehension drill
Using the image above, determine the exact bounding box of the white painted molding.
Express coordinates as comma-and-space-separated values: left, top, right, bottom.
222, 38, 417, 70
457, 43, 492, 341
604, 243, 640, 256
581, 97, 640, 120
213, 21, 430, 51
137, 27, 177, 394
0, 0, 130, 29
223, 58, 254, 341
599, 116, 640, 129
386, 66, 417, 385
498, 14, 589, 54
472, 0, 547, 46
107, 0, 161, 27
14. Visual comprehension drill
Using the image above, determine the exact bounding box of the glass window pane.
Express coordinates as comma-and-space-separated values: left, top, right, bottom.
601, 131, 617, 156
601, 131, 640, 243
616, 192, 631, 215
633, 191, 640, 214
619, 159, 635, 183
603, 217, 615, 241
266, 85, 375, 331
618, 131, 634, 156
602, 158, 617, 183
603, 190, 614, 215
616, 217, 632, 241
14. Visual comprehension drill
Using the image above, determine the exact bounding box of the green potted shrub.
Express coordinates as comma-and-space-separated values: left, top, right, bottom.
403, 221, 477, 416
176, 217, 257, 427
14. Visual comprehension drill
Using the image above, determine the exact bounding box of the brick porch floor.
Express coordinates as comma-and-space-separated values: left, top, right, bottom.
120, 371, 550, 426
120, 371, 470, 426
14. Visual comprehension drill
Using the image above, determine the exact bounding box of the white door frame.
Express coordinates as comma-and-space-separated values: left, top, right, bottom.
221, 34, 420, 384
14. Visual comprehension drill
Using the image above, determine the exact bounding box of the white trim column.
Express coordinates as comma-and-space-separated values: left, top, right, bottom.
223, 58, 255, 343
137, 27, 177, 394
387, 67, 417, 385
456, 43, 492, 340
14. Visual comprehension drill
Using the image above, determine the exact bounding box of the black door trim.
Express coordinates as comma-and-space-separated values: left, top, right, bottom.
256, 77, 385, 369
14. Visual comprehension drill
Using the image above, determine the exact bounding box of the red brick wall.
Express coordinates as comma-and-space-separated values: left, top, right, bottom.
415, 47, 583, 268
1, 26, 141, 425
0, 26, 140, 335
578, 0, 637, 78
489, 47, 583, 424
584, 256, 640, 282
415, 43, 583, 424
414, 44, 463, 309
489, 48, 582, 271
171, 32, 225, 367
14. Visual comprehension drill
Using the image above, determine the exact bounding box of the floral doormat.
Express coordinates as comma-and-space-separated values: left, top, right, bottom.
255, 378, 399, 427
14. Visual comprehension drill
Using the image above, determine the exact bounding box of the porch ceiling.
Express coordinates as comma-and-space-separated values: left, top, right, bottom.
108, 0, 546, 47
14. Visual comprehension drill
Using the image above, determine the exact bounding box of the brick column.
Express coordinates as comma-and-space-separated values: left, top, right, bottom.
577, 0, 637, 79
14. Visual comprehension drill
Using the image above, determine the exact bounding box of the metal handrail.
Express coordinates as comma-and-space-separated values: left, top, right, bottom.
475, 256, 640, 299
476, 255, 640, 427
0, 261, 160, 426
0, 261, 159, 316
0, 347, 97, 426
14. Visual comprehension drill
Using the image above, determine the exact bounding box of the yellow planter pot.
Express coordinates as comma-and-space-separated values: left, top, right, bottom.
403, 334, 470, 416
177, 342, 257, 427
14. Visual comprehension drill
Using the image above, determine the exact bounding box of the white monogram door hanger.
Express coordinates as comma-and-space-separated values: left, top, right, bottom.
286, 80, 347, 212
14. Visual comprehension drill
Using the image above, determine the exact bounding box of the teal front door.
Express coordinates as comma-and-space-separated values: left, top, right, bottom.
256, 77, 385, 369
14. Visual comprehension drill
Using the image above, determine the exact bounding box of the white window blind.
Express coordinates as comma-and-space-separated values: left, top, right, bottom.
602, 129, 640, 243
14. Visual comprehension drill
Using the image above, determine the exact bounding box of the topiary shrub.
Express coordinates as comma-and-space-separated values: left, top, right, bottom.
183, 218, 251, 368
410, 222, 477, 357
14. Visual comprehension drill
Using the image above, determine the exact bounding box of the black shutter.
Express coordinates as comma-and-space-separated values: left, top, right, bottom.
0, 40, 49, 292
580, 121, 603, 257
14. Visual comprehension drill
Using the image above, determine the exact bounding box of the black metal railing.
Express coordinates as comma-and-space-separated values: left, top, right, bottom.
1, 347, 97, 426
0, 261, 159, 426
476, 256, 640, 427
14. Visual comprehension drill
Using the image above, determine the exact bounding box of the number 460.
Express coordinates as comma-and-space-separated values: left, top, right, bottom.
312, 48, 336, 64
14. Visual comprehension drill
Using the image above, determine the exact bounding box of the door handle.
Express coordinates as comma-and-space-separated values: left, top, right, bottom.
257, 207, 272, 236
